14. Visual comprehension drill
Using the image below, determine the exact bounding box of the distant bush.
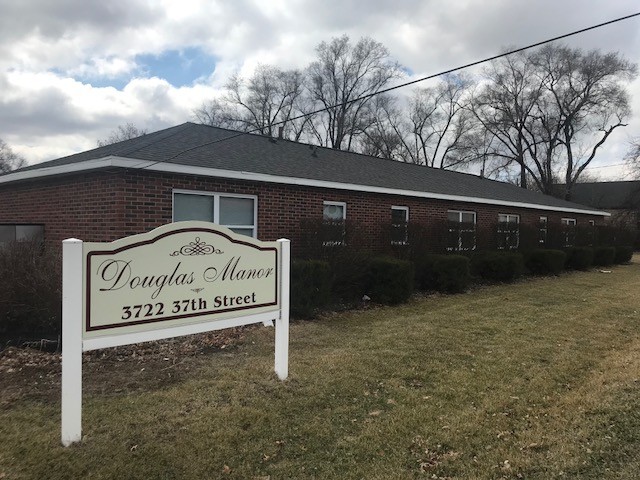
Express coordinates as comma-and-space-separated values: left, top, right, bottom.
365, 257, 414, 305
592, 246, 616, 267
0, 241, 61, 337
525, 249, 566, 276
290, 260, 332, 318
470, 251, 524, 282
614, 246, 634, 264
414, 254, 470, 293
564, 247, 593, 271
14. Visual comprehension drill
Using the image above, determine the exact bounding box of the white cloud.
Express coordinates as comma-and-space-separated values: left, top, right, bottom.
0, 0, 639, 177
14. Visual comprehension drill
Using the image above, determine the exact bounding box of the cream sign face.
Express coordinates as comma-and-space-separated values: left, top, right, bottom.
83, 222, 280, 339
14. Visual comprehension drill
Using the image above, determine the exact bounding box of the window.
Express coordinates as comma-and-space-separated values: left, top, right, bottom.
173, 191, 257, 238
391, 206, 409, 245
322, 201, 346, 246
539, 216, 548, 245
0, 224, 44, 246
497, 214, 520, 250
561, 218, 577, 247
447, 210, 476, 251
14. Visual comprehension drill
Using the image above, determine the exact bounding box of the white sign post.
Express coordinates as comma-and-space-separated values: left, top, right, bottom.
61, 222, 290, 446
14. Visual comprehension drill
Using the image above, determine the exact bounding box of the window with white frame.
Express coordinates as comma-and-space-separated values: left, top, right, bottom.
322, 201, 346, 246
539, 216, 548, 245
0, 224, 44, 246
561, 218, 577, 247
447, 210, 476, 251
173, 191, 257, 238
497, 214, 520, 250
391, 206, 409, 245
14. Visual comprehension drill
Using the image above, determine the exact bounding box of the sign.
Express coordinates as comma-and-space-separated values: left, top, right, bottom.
84, 224, 280, 338
61, 222, 290, 446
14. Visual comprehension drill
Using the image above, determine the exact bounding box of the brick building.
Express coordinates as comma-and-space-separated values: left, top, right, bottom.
0, 123, 608, 256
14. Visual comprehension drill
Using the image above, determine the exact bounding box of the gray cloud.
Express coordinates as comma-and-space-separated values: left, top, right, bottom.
1, 0, 639, 174
0, 0, 161, 43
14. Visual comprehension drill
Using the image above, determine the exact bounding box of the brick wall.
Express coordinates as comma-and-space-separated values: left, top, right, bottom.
0, 168, 603, 255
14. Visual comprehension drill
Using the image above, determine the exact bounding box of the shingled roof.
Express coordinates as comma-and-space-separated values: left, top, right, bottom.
569, 181, 640, 210
2, 122, 607, 216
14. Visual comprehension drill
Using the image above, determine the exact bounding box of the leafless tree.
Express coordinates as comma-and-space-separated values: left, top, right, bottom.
193, 97, 244, 131
534, 45, 636, 200
625, 137, 640, 179
194, 65, 308, 140
471, 51, 547, 188
473, 44, 636, 199
306, 35, 403, 151
97, 123, 148, 147
358, 74, 478, 168
356, 94, 407, 160
404, 73, 477, 169
0, 139, 26, 173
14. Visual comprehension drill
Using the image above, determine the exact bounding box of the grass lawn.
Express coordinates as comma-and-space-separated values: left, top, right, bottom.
1, 258, 640, 479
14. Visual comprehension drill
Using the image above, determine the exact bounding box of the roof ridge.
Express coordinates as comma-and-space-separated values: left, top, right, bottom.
193, 123, 498, 183
108, 123, 193, 157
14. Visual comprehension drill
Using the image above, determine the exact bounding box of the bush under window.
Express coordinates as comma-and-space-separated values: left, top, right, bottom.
592, 246, 616, 267
470, 251, 524, 282
525, 249, 566, 276
290, 260, 332, 318
564, 247, 594, 271
365, 257, 414, 305
414, 254, 470, 293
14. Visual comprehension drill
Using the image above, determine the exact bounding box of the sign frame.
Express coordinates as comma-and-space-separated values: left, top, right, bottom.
61, 222, 290, 446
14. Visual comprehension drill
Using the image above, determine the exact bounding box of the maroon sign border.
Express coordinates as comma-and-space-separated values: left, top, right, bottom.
85, 227, 279, 333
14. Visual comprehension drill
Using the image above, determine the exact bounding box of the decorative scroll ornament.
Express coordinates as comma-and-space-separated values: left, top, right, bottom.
170, 237, 223, 256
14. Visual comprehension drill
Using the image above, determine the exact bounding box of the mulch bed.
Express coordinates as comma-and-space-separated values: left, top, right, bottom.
0, 327, 250, 409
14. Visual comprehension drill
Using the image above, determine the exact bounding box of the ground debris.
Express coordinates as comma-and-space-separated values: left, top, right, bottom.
0, 327, 250, 407
410, 436, 460, 473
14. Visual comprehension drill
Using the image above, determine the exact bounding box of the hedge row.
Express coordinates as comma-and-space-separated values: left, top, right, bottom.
290, 245, 635, 317
415, 254, 470, 293
0, 242, 635, 336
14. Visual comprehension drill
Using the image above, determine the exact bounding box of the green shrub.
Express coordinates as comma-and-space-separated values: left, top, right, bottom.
414, 254, 440, 291
432, 255, 471, 293
329, 251, 373, 302
0, 241, 61, 337
614, 246, 634, 264
564, 247, 593, 271
470, 251, 524, 282
592, 246, 616, 267
525, 249, 566, 276
414, 254, 470, 293
290, 260, 332, 318
365, 257, 414, 305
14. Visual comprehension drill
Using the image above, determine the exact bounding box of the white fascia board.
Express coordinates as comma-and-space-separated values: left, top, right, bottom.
0, 155, 611, 217
0, 156, 133, 184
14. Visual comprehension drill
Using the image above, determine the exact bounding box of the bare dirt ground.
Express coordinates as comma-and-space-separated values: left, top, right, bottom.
0, 327, 249, 409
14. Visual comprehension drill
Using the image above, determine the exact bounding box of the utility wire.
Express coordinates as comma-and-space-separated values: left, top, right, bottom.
587, 162, 627, 169
139, 11, 640, 170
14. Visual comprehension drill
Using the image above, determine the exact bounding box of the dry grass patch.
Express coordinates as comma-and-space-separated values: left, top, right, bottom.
1, 257, 639, 479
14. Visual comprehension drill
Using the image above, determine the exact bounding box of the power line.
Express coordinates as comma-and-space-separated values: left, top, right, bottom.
587, 162, 627, 169
139, 11, 640, 170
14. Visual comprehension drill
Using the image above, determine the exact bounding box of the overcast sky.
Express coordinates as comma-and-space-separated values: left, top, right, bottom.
1, 0, 640, 179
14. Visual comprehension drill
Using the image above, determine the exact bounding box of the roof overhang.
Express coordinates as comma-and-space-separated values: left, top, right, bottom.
0, 156, 611, 217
